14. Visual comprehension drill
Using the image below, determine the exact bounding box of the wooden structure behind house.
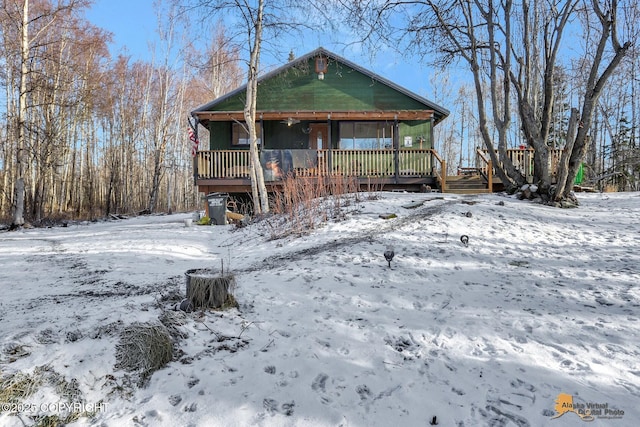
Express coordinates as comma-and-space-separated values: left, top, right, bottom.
190, 47, 450, 197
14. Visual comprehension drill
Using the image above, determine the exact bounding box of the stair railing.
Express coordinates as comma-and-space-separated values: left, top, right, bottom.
475, 149, 493, 191
431, 150, 447, 192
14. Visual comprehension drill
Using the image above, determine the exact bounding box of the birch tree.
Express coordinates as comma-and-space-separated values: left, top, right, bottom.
182, 0, 317, 214
11, 0, 30, 228
551, 1, 634, 201
148, 10, 178, 213
1, 0, 89, 228
182, 0, 267, 214
342, 0, 635, 203
242, 0, 268, 214
184, 25, 243, 105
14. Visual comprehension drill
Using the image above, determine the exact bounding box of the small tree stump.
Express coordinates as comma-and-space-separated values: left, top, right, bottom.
185, 269, 236, 310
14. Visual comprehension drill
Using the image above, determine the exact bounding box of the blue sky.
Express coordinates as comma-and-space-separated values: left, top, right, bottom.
83, 0, 444, 103
84, 0, 158, 60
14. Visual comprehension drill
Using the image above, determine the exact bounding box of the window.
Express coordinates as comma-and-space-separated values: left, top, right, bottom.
232, 122, 262, 145
339, 122, 393, 149
315, 57, 328, 74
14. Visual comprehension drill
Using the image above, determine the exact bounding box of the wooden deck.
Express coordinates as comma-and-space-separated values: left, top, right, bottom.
444, 148, 566, 193
194, 147, 566, 195
195, 148, 443, 194
478, 148, 564, 184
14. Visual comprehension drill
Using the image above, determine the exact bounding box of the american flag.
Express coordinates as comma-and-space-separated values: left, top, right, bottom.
188, 127, 199, 157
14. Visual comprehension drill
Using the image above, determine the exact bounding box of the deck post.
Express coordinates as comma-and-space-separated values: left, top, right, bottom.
327, 116, 333, 174
487, 159, 493, 191
393, 118, 399, 184
442, 159, 447, 192
193, 155, 198, 185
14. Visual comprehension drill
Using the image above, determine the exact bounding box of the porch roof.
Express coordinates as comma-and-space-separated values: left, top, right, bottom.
194, 110, 436, 122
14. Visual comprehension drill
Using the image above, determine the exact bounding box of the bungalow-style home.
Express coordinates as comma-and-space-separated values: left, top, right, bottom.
190, 47, 451, 197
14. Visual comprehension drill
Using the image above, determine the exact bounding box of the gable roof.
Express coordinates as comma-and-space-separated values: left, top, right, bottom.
191, 47, 449, 125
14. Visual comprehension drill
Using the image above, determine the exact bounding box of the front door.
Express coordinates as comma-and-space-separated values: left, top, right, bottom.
308, 123, 328, 150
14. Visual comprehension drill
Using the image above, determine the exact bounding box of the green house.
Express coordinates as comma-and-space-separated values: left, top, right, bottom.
191, 47, 449, 195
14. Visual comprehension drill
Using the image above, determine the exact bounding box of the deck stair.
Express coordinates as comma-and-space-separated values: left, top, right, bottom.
444, 174, 491, 194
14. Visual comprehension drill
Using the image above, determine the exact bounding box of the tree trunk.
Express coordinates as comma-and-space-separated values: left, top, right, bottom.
554, 2, 632, 202
554, 108, 580, 197
244, 0, 269, 215
12, 0, 29, 228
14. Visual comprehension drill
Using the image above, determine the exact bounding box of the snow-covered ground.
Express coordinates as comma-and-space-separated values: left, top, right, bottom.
1, 191, 639, 427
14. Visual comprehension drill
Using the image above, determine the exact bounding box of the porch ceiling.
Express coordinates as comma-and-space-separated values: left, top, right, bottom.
193, 110, 435, 123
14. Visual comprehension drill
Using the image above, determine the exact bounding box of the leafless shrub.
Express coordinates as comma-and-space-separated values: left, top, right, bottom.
264, 174, 364, 239
365, 177, 384, 200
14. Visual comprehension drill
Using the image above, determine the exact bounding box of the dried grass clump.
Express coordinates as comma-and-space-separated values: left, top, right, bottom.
0, 370, 42, 406
115, 322, 173, 386
159, 310, 189, 339
0, 365, 96, 425
186, 272, 237, 310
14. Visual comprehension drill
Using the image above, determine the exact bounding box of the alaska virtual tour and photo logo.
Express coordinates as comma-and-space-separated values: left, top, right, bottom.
551, 393, 625, 422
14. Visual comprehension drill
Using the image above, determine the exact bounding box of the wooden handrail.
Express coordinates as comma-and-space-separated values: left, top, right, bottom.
431, 150, 444, 164
476, 149, 490, 163
430, 150, 446, 191
475, 149, 493, 191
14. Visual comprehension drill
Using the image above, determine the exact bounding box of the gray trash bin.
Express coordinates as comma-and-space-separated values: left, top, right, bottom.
206, 193, 228, 225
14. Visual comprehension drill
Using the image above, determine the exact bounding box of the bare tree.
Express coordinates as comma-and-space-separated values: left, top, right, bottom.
183, 0, 321, 214
10, 0, 30, 228
1, 0, 92, 227
243, 0, 270, 214
551, 1, 632, 201
183, 24, 243, 103
182, 0, 275, 214
147, 4, 181, 214
341, 0, 635, 202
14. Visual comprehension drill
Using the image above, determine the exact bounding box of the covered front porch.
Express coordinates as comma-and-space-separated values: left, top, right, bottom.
194, 148, 445, 194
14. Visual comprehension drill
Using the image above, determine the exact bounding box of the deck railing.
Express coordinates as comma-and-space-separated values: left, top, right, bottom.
480, 148, 564, 182
195, 149, 437, 180
196, 150, 251, 179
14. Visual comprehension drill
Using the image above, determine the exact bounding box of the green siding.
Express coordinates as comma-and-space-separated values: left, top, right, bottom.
203, 54, 438, 149
209, 119, 432, 150
208, 122, 231, 149
399, 121, 432, 149
212, 57, 429, 112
